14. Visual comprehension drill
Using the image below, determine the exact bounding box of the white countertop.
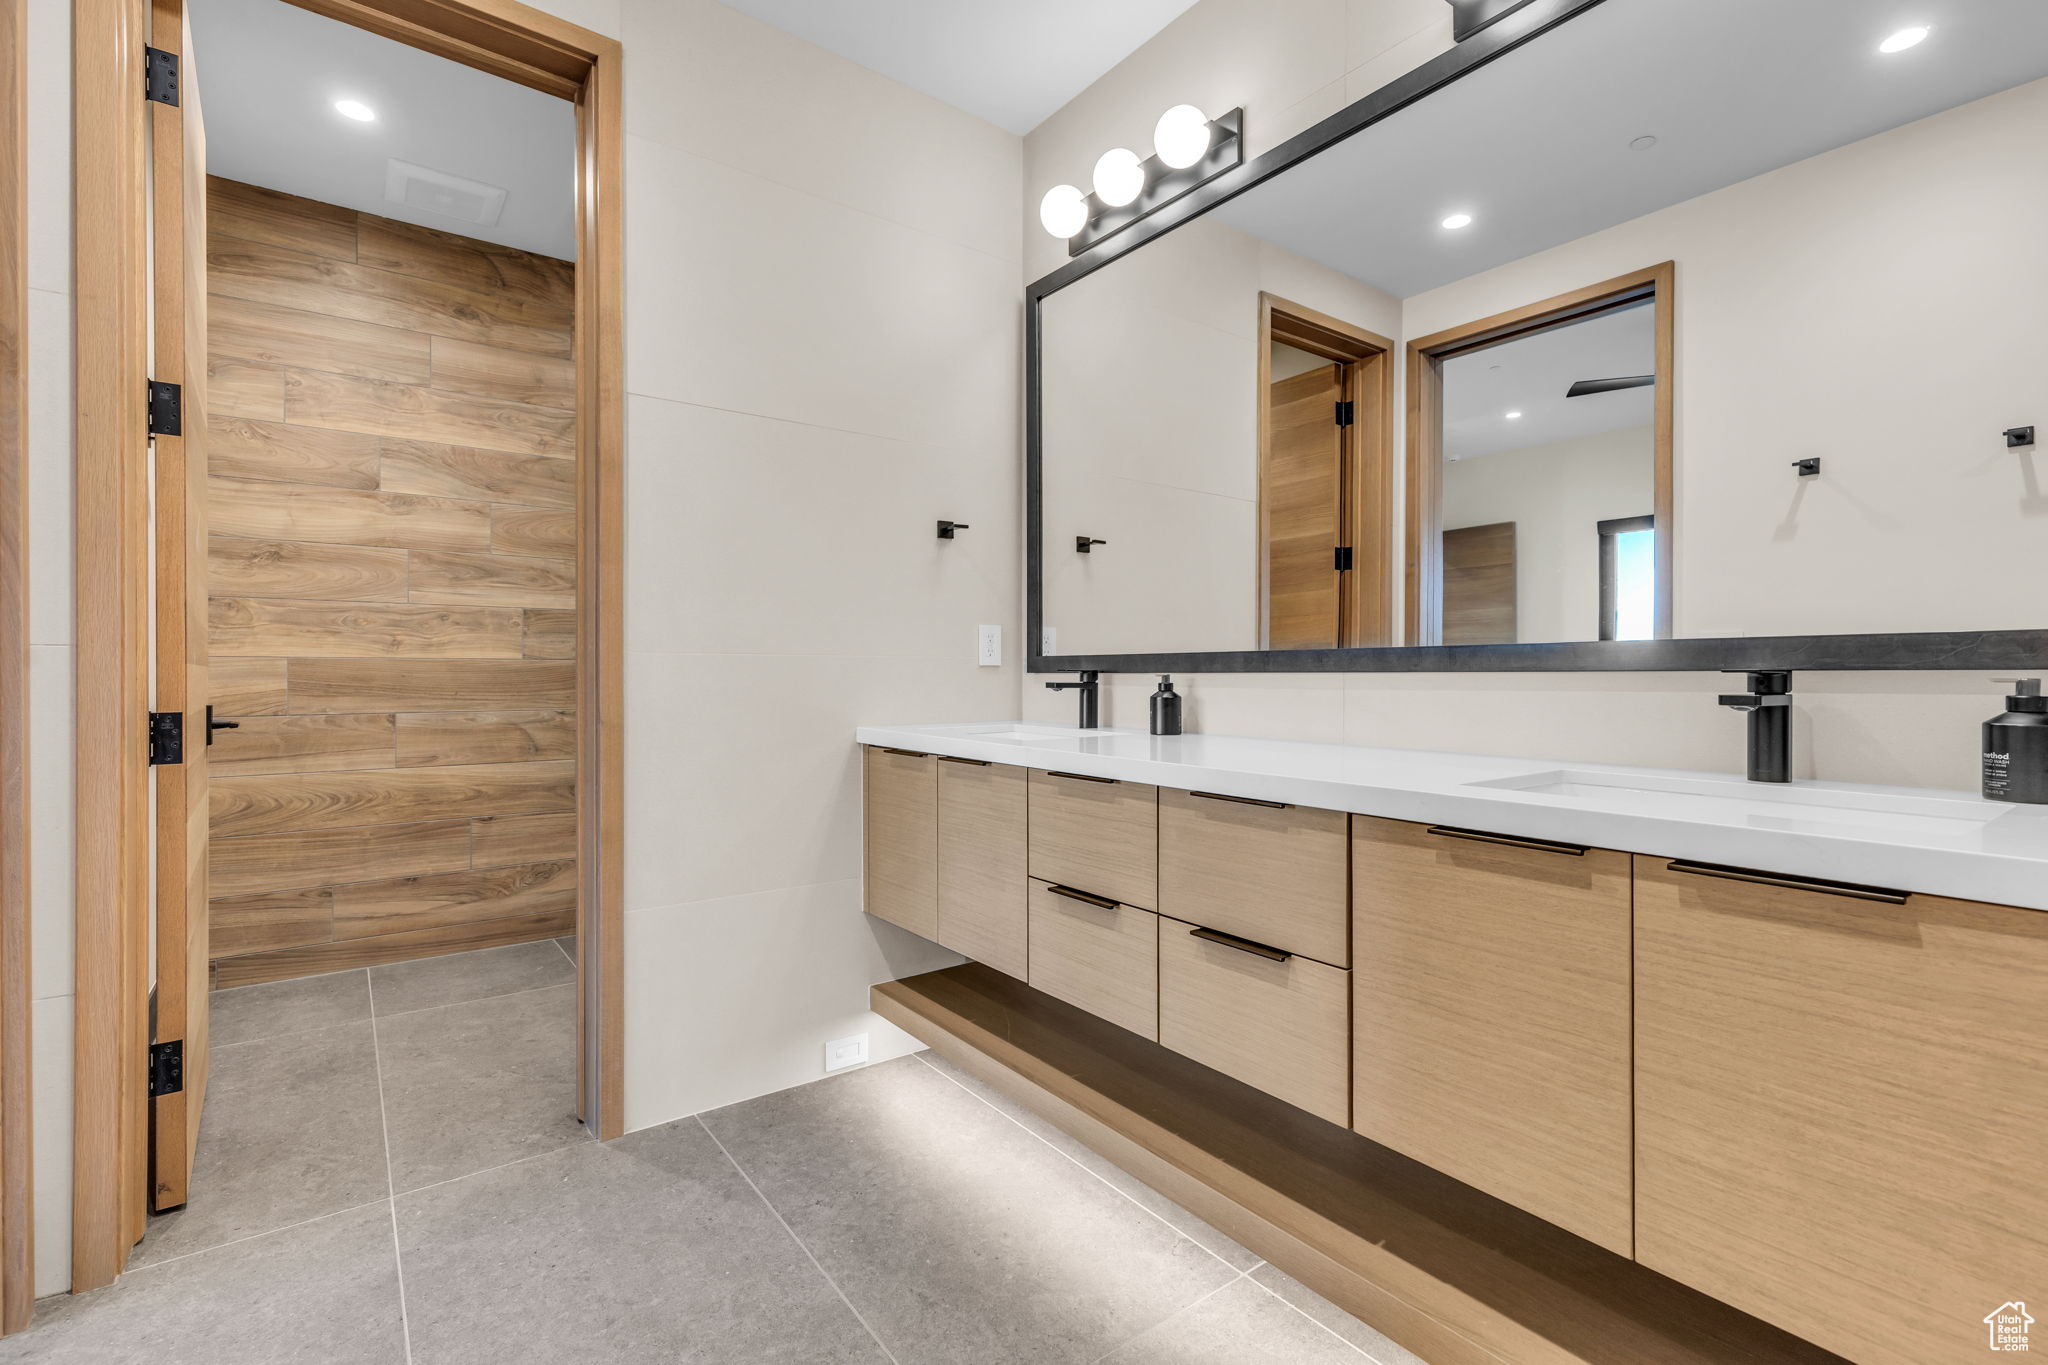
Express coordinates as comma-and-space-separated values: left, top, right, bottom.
855, 721, 2048, 913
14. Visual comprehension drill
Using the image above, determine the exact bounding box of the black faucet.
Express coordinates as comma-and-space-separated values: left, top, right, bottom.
1718, 670, 1793, 783
1045, 671, 1100, 729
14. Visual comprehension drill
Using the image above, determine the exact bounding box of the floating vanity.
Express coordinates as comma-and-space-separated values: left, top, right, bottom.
859, 722, 2048, 1365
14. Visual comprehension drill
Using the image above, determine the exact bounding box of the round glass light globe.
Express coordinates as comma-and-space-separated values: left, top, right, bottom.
1092, 148, 1146, 208
1039, 184, 1089, 239
1153, 104, 1212, 169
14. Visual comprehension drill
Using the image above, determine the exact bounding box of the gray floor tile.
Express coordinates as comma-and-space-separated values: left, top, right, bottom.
701, 1055, 1240, 1365
553, 934, 577, 963
1251, 1264, 1431, 1364
395, 1123, 888, 1364
376, 982, 588, 1191
131, 1020, 389, 1267
1, 1203, 405, 1364
209, 970, 371, 1047
368, 939, 575, 1016
1099, 1273, 1372, 1363
917, 1051, 1261, 1271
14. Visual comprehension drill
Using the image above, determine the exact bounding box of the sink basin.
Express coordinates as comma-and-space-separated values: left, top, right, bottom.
1468, 768, 2007, 840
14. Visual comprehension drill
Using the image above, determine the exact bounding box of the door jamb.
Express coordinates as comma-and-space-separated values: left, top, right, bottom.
68, 0, 626, 1293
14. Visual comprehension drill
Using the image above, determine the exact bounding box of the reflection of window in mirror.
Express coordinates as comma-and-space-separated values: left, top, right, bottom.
1406, 264, 1673, 646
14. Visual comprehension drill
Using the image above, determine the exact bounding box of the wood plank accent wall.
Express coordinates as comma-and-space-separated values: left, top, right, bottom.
203, 177, 577, 988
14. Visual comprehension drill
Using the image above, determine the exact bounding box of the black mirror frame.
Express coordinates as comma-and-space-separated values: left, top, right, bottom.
1024, 0, 2048, 676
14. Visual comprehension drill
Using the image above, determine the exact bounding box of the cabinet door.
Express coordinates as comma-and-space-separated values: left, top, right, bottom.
1636, 857, 2048, 1365
1027, 880, 1158, 1039
1351, 817, 1633, 1256
863, 746, 936, 938
936, 758, 1027, 978
1027, 770, 1157, 909
1159, 788, 1348, 966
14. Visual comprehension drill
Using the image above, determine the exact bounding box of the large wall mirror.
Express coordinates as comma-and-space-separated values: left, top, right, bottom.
1029, 0, 2048, 672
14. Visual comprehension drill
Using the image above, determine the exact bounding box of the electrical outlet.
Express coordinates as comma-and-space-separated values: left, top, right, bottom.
824, 1034, 869, 1072
1041, 626, 1057, 654
977, 624, 1002, 667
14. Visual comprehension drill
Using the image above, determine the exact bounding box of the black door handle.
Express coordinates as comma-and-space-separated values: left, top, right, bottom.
205, 705, 239, 745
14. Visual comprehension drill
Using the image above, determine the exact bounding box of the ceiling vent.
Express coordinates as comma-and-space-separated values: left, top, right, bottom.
383, 158, 508, 227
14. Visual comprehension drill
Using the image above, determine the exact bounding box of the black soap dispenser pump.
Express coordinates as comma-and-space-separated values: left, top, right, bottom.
1149, 676, 1183, 737
1984, 678, 2048, 804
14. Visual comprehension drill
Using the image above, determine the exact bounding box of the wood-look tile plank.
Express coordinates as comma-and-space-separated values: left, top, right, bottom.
210, 910, 573, 988
208, 235, 572, 356
395, 710, 573, 767
287, 658, 575, 712
210, 819, 473, 898
284, 369, 574, 457
356, 212, 573, 309
210, 478, 492, 552
207, 714, 397, 777
211, 759, 576, 837
209, 294, 431, 384
471, 812, 576, 868
490, 505, 573, 558
409, 549, 573, 608
521, 609, 574, 659
379, 437, 572, 508
209, 596, 525, 658
209, 358, 286, 420
208, 177, 357, 262
208, 887, 335, 957
207, 415, 381, 489
332, 859, 576, 940
429, 336, 576, 407
209, 657, 290, 716
208, 538, 409, 602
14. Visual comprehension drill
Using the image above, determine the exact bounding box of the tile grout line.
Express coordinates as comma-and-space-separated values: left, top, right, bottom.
369, 976, 577, 1024
693, 1116, 904, 1365
366, 974, 416, 1365
911, 1051, 1251, 1273
116, 1196, 394, 1278
1083, 1267, 1253, 1365
1241, 1270, 1382, 1360
551, 936, 574, 967
388, 1134, 596, 1202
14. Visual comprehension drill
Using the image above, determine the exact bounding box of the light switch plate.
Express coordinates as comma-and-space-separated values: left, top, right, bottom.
824, 1034, 869, 1072
977, 624, 1002, 667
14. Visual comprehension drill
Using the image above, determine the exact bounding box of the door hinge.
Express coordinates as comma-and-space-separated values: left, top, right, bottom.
1333, 546, 1355, 572
147, 380, 183, 436
144, 47, 181, 106
1334, 400, 1355, 427
147, 711, 184, 766
148, 1040, 184, 1098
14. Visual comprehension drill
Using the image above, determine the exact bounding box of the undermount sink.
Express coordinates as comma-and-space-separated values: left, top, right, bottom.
1468, 768, 2007, 839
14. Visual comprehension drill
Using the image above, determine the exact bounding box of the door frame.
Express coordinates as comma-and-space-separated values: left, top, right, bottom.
69, 0, 625, 1292
1403, 261, 1674, 646
1256, 292, 1394, 649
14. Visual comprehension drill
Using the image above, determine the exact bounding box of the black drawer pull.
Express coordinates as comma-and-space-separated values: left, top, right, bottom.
939, 755, 990, 766
1426, 826, 1588, 857
1045, 884, 1120, 911
879, 748, 929, 758
1189, 926, 1292, 962
1047, 770, 1116, 784
1666, 860, 1909, 905
1189, 790, 1288, 810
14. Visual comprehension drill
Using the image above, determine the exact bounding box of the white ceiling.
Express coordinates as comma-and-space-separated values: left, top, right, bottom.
1214, 0, 2048, 297
190, 0, 577, 259
1442, 302, 1653, 461
719, 0, 1201, 134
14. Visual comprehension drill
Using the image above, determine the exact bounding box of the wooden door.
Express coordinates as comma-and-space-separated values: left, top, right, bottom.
863, 747, 937, 938
1263, 364, 1345, 649
1440, 521, 1516, 645
147, 0, 210, 1211
935, 758, 1026, 979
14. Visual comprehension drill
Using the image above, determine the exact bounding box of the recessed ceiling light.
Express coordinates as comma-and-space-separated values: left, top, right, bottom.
1441, 212, 1474, 230
333, 98, 377, 122
1505, 410, 1523, 420
1878, 25, 1929, 53
1629, 135, 1659, 151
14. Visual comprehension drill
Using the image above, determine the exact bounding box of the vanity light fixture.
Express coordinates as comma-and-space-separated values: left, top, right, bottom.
1092, 148, 1146, 208
1039, 184, 1089, 239
1043, 106, 1245, 255
1154, 104, 1213, 169
1878, 25, 1930, 53
333, 97, 377, 122
1441, 212, 1474, 230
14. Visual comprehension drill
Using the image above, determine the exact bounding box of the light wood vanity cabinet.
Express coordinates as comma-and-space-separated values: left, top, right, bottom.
1026, 880, 1158, 1038
862, 747, 937, 938
1026, 769, 1158, 909
1158, 788, 1349, 965
1350, 817, 1635, 1255
935, 757, 1027, 979
1634, 856, 2048, 1365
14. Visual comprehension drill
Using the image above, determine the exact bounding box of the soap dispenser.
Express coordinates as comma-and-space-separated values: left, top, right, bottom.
1149, 676, 1183, 736
1984, 678, 2048, 803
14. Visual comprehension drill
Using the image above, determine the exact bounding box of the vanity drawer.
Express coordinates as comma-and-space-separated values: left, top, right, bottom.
1158, 917, 1349, 1126
1027, 879, 1158, 1039
1158, 787, 1348, 965
1027, 769, 1157, 909
863, 746, 936, 939
936, 757, 1027, 979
